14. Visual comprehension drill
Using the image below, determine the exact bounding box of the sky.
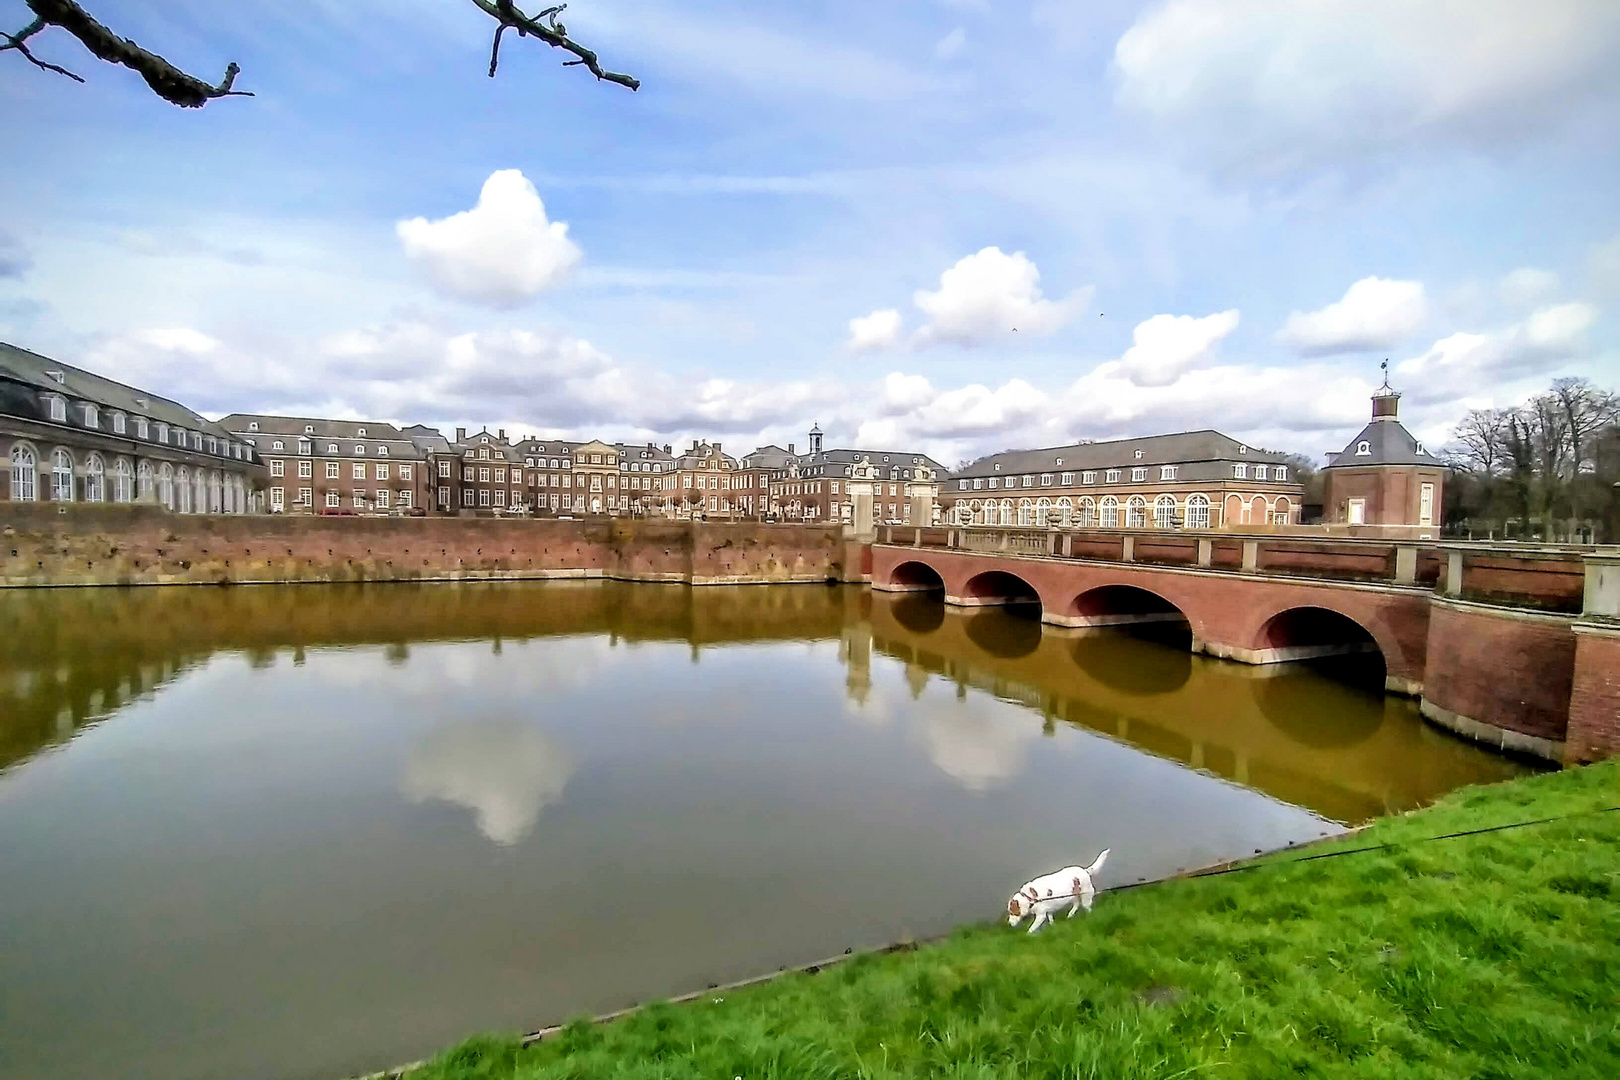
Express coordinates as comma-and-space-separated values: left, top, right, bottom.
2, 0, 1618, 468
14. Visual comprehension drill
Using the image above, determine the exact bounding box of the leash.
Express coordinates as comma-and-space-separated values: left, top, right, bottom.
1097, 804, 1620, 896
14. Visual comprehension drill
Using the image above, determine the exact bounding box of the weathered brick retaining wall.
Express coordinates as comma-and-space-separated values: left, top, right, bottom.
0, 505, 854, 587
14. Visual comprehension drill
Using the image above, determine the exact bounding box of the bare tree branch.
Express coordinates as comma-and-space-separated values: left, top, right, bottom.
1, 13, 84, 82
8, 0, 250, 106
472, 0, 639, 90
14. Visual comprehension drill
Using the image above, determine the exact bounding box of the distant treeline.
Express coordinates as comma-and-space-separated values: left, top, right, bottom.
1443, 377, 1620, 543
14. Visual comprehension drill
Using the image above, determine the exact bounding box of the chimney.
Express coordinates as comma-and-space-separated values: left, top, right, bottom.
664, 443, 672, 454
498, 428, 506, 440
455, 427, 467, 441
788, 443, 795, 455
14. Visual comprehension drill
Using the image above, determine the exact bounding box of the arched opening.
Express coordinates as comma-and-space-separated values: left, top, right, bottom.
888, 560, 945, 592
1069, 630, 1191, 696
1068, 585, 1192, 649
961, 570, 1042, 612
1252, 669, 1387, 748
889, 592, 946, 634
1225, 493, 1243, 526
1248, 495, 1266, 524
1256, 607, 1385, 690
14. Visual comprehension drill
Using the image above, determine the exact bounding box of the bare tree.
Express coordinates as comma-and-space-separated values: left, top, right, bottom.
2, 0, 637, 108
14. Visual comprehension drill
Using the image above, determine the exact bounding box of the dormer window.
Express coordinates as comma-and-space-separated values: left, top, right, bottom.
1233, 463, 1248, 479
83, 404, 99, 427
480, 436, 490, 444
47, 370, 65, 385
328, 443, 338, 453
272, 440, 285, 451
1356, 441, 1371, 456
1415, 442, 1425, 456
357, 427, 367, 437
1055, 457, 1063, 466
1276, 467, 1288, 482
298, 439, 311, 456
479, 448, 489, 459
155, 422, 168, 443
304, 425, 314, 434
112, 412, 126, 434
377, 446, 388, 456
135, 417, 148, 439
249, 421, 259, 431
1134, 449, 1143, 459
994, 463, 1001, 471
1239, 445, 1248, 454
354, 445, 365, 455
48, 396, 66, 422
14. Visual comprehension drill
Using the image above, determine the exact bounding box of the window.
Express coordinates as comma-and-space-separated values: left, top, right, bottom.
270, 487, 285, 512
319, 491, 336, 508
354, 445, 365, 456
494, 468, 506, 483
269, 460, 285, 477
304, 425, 314, 434
298, 440, 310, 456
494, 489, 506, 506
1040, 473, 1053, 486
958, 479, 969, 490
273, 440, 285, 451
1185, 494, 1210, 530
84, 454, 105, 501
462, 489, 475, 507
291, 460, 308, 479
83, 404, 99, 427
1105, 469, 1120, 483
357, 428, 367, 437
299, 488, 312, 506
111, 412, 126, 434
1076, 497, 1096, 528
1131, 467, 1146, 482
479, 467, 490, 483
479, 448, 490, 460
972, 478, 982, 489
137, 460, 153, 501
1276, 467, 1288, 482
1419, 483, 1435, 526
135, 417, 148, 439
1153, 495, 1176, 528
378, 446, 388, 456
377, 489, 391, 509
1134, 449, 1143, 459
155, 422, 168, 444
1356, 441, 1371, 456
1254, 465, 1268, 480
376, 463, 389, 481
1160, 465, 1177, 480
1347, 498, 1366, 525
1100, 496, 1118, 528
328, 444, 338, 453
51, 449, 74, 501
987, 477, 998, 489
438, 460, 451, 478
352, 493, 365, 509
326, 462, 339, 479
1126, 495, 1147, 528
1233, 463, 1248, 479
248, 421, 260, 431
439, 486, 450, 506
479, 489, 491, 507
399, 490, 412, 508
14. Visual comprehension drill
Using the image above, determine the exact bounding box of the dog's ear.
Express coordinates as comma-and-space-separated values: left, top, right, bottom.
1008, 898, 1021, 916
1073, 876, 1083, 892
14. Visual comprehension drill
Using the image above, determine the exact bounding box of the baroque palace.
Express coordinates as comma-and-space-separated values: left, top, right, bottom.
3, 341, 1440, 535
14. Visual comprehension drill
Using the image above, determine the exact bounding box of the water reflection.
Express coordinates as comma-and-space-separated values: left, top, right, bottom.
402, 720, 577, 845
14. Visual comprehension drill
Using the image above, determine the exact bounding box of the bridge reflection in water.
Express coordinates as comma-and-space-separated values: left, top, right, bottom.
862, 590, 1533, 824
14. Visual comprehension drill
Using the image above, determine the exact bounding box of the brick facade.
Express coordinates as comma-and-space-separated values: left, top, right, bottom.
1567, 624, 1620, 763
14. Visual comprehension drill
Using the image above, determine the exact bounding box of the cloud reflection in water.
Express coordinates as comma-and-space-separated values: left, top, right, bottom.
401, 719, 577, 845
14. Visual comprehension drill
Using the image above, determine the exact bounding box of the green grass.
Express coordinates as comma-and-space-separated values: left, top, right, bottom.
406, 763, 1619, 1080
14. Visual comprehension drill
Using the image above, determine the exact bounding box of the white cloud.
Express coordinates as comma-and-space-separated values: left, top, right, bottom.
935, 27, 967, 60
401, 719, 576, 846
1113, 0, 1620, 170
911, 247, 1088, 347
1116, 309, 1240, 386
1396, 302, 1597, 390
1498, 268, 1560, 308
1591, 236, 1620, 295
396, 170, 581, 307
134, 327, 221, 355
1277, 277, 1427, 356
847, 308, 903, 352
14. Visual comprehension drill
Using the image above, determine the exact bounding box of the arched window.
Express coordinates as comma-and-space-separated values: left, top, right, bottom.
1076, 496, 1096, 528
84, 453, 105, 502
176, 467, 192, 513
1185, 494, 1211, 530
1099, 495, 1118, 528
159, 464, 175, 510
9, 443, 37, 501
1056, 496, 1072, 526
1019, 497, 1035, 526
1036, 496, 1051, 525
51, 448, 74, 502
1001, 499, 1014, 526
1126, 495, 1147, 528
137, 461, 154, 502
114, 458, 134, 503
1153, 494, 1176, 528
193, 470, 206, 515
209, 471, 222, 513
1270, 497, 1292, 525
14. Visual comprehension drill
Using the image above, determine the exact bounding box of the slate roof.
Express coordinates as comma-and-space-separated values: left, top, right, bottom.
739, 444, 795, 470
1325, 418, 1442, 468
222, 413, 450, 460
2, 341, 236, 438
953, 430, 1287, 479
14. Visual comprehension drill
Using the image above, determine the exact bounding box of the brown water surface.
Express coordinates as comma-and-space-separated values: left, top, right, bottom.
0, 582, 1532, 1080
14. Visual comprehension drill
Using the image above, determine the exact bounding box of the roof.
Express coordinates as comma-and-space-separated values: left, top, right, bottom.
953, 430, 1287, 478
1325, 418, 1443, 468
220, 413, 406, 440
739, 444, 795, 470
805, 447, 947, 472
2, 340, 235, 437
222, 412, 445, 459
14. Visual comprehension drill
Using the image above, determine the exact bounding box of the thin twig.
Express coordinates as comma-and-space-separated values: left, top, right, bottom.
1, 12, 82, 80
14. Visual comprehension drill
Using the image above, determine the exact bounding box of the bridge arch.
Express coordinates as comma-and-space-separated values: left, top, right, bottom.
887, 560, 945, 592
959, 569, 1043, 613
1059, 584, 1195, 647
1251, 606, 1392, 689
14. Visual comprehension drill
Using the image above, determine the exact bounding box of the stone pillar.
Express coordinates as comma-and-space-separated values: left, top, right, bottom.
846, 456, 878, 541
907, 462, 939, 532
1568, 553, 1620, 763
1197, 538, 1212, 567
1241, 540, 1258, 573
1395, 545, 1417, 584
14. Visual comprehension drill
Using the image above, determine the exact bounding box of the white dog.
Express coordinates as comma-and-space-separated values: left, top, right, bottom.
1006, 850, 1110, 933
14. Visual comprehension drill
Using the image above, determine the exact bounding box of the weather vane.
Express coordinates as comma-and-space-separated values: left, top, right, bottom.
1380, 358, 1390, 388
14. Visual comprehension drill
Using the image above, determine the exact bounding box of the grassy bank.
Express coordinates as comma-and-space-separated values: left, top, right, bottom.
408, 763, 1618, 1080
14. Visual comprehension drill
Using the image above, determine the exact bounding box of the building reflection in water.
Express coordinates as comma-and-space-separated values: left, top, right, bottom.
0, 580, 1534, 822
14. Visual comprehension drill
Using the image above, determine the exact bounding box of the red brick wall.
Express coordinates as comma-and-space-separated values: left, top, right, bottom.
1460, 554, 1586, 612
0, 504, 847, 587
1567, 626, 1620, 763
1423, 600, 1575, 743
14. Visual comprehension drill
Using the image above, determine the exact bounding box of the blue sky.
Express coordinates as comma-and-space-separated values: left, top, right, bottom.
2, 0, 1617, 466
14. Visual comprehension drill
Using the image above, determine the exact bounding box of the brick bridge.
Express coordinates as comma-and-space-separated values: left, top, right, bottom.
868, 525, 1620, 765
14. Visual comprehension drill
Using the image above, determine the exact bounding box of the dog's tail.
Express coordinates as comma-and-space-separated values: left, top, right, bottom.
1085, 849, 1110, 878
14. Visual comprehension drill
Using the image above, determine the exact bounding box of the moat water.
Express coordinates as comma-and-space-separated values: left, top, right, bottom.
0, 582, 1534, 1080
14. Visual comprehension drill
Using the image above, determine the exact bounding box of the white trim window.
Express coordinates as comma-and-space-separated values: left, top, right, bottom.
270, 486, 285, 512
114, 459, 134, 503
112, 412, 126, 435
326, 462, 340, 479
1082, 470, 1095, 485
353, 462, 367, 480
48, 396, 66, 422
1100, 495, 1119, 528
1160, 465, 1177, 480
135, 417, 148, 439
327, 492, 341, 508
159, 464, 174, 509
1254, 465, 1268, 480
1233, 463, 1248, 479
137, 460, 154, 501
1131, 467, 1147, 483
399, 489, 412, 508
1276, 467, 1288, 482
297, 460, 312, 479
85, 454, 105, 501
269, 460, 285, 477
10, 443, 38, 501
83, 403, 99, 428
1126, 495, 1147, 528
1185, 494, 1211, 530
376, 489, 391, 509
51, 448, 74, 501
1153, 494, 1176, 528
1076, 496, 1096, 528
1105, 469, 1120, 483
